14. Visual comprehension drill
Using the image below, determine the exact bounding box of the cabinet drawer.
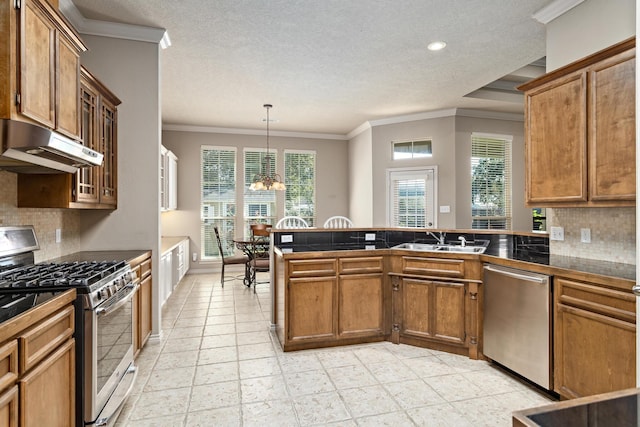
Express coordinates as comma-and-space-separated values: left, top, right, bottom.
556, 277, 635, 323
19, 305, 74, 373
401, 256, 465, 278
0, 341, 17, 393
288, 259, 337, 277
339, 257, 383, 274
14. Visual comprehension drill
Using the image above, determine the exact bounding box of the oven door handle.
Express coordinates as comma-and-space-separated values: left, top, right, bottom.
95, 284, 136, 317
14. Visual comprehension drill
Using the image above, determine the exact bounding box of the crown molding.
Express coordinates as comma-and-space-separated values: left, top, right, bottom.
59, 0, 170, 47
532, 0, 585, 24
162, 124, 348, 141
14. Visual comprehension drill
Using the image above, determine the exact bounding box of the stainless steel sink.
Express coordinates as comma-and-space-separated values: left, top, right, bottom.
391, 242, 487, 254
391, 243, 440, 251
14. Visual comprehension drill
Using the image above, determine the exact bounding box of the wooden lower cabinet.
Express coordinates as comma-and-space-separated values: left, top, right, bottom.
394, 277, 466, 347
0, 290, 76, 427
20, 339, 75, 427
130, 253, 152, 356
280, 255, 387, 350
287, 276, 337, 343
554, 277, 636, 399
338, 273, 384, 338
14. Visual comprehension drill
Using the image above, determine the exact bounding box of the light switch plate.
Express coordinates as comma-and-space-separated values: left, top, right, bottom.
55, 228, 61, 243
580, 228, 591, 243
439, 205, 451, 213
281, 234, 293, 243
550, 226, 564, 241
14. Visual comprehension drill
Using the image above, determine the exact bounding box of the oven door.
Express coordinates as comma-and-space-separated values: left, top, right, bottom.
84, 283, 137, 425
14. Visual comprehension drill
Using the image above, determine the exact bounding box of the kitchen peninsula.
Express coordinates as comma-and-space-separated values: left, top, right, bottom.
270, 228, 636, 400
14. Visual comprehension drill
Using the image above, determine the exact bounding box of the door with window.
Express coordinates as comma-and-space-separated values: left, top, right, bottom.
387, 167, 437, 228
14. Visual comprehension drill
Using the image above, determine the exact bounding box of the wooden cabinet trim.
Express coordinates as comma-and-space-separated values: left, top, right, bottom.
288, 258, 337, 277
0, 341, 17, 393
18, 305, 74, 373
0, 385, 18, 427
338, 256, 383, 274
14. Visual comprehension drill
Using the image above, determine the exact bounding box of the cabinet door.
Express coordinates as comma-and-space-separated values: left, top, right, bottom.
338, 273, 384, 338
525, 71, 587, 204
287, 277, 336, 342
588, 48, 636, 201
555, 304, 635, 399
100, 99, 117, 205
20, 0, 56, 128
76, 80, 100, 204
0, 386, 18, 427
55, 33, 81, 139
20, 339, 75, 427
400, 278, 466, 345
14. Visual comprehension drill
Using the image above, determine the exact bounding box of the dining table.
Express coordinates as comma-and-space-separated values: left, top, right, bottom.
232, 237, 270, 286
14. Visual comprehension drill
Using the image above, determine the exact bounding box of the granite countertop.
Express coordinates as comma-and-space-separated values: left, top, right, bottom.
48, 250, 151, 264
275, 241, 635, 283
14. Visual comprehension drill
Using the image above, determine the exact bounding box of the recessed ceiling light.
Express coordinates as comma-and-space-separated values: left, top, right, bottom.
427, 41, 447, 51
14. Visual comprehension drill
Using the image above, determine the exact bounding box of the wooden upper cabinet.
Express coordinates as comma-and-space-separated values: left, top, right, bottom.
519, 37, 635, 207
589, 48, 636, 201
525, 72, 587, 204
14, 0, 86, 138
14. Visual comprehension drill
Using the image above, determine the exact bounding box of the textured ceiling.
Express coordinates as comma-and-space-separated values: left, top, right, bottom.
69, 0, 549, 135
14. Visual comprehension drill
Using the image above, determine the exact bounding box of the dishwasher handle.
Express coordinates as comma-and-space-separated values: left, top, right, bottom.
484, 265, 548, 284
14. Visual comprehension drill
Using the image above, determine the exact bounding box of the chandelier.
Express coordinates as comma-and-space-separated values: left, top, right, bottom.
250, 104, 286, 191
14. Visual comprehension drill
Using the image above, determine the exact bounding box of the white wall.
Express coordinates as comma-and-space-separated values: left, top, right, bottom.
161, 129, 349, 272
370, 116, 457, 228
546, 0, 635, 71
348, 128, 373, 227
77, 35, 163, 337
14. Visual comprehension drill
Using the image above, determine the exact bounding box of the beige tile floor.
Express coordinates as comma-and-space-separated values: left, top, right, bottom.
114, 271, 553, 427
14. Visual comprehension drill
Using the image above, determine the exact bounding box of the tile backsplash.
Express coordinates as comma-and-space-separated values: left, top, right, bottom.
547, 207, 635, 265
0, 171, 81, 262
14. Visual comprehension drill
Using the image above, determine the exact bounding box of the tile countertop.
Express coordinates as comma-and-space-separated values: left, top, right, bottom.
161, 236, 189, 256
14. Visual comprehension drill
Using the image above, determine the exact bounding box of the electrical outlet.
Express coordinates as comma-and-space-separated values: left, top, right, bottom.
192, 252, 198, 262
580, 228, 591, 243
550, 226, 564, 241
281, 234, 293, 243
439, 205, 451, 213
365, 233, 376, 241
55, 228, 61, 243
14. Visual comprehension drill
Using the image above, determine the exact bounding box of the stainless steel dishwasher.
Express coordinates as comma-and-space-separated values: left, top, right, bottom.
483, 264, 552, 390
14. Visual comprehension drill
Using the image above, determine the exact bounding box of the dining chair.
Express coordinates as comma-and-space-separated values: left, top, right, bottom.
213, 226, 249, 287
323, 216, 354, 228
275, 216, 309, 229
248, 224, 271, 292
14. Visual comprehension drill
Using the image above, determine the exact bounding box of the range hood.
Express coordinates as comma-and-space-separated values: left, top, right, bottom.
0, 119, 103, 173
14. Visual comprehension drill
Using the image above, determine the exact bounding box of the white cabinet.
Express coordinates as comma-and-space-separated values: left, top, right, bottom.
160, 146, 178, 211
160, 252, 173, 306
172, 239, 190, 289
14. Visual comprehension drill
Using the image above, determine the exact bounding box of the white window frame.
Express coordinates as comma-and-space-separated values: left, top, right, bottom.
386, 166, 438, 228
471, 132, 513, 230
284, 149, 316, 226
200, 145, 237, 260
392, 138, 433, 160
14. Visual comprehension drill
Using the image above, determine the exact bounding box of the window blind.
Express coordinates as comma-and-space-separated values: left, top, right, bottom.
201, 147, 236, 259
284, 150, 316, 226
471, 134, 512, 230
388, 168, 435, 228
243, 149, 277, 237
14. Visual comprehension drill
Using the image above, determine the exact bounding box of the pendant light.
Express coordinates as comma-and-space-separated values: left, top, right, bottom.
250, 104, 286, 191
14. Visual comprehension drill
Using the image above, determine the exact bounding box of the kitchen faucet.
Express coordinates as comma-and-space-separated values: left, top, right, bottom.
427, 231, 446, 245
458, 236, 467, 247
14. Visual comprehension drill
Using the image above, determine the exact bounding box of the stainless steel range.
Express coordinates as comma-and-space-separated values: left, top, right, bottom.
0, 226, 137, 427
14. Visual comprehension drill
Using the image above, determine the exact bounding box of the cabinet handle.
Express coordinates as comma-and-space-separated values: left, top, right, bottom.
632, 283, 640, 296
